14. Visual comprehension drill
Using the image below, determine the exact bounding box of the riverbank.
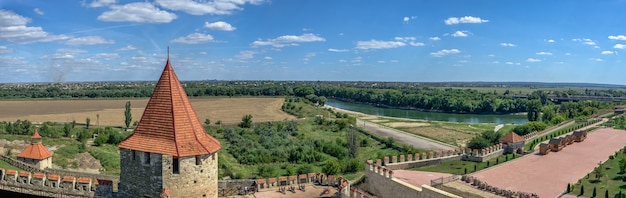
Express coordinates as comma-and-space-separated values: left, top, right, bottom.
326, 104, 513, 147
326, 99, 528, 124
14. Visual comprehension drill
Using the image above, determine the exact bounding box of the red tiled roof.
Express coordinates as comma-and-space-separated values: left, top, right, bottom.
279, 176, 287, 181
97, 179, 113, 186
31, 129, 42, 139
499, 132, 525, 143
257, 179, 266, 184
33, 173, 45, 179
78, 177, 91, 184
119, 56, 221, 157
47, 174, 60, 180
299, 174, 307, 179
17, 143, 52, 160
268, 178, 277, 183
6, 169, 17, 175
62, 176, 75, 183
289, 175, 297, 180
19, 171, 30, 177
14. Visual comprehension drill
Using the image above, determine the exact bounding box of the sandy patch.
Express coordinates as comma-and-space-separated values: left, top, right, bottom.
367, 119, 387, 123
386, 122, 430, 128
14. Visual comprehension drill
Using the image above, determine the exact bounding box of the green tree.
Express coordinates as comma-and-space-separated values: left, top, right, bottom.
580, 185, 584, 196
124, 101, 132, 129
593, 187, 597, 197
594, 162, 605, 181
63, 123, 72, 137
257, 165, 276, 178
86, 117, 91, 129
322, 158, 341, 176
239, 114, 253, 128
297, 164, 313, 175
346, 127, 359, 158
318, 96, 327, 106
526, 99, 542, 121
566, 183, 571, 193
204, 118, 211, 126
619, 156, 626, 173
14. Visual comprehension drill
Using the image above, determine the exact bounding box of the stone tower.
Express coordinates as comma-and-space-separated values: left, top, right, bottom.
118, 52, 222, 198
17, 129, 53, 169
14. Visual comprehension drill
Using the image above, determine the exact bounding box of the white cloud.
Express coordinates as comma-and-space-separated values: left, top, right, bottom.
430, 49, 460, 57
236, 50, 256, 59
65, 36, 114, 45
594, 58, 603, 62
117, 45, 137, 51
409, 42, 425, 46
155, 0, 264, 15
264, 56, 272, 60
0, 10, 70, 43
487, 54, 495, 57
500, 43, 516, 47
444, 16, 489, 25
565, 53, 572, 56
527, 58, 541, 62
204, 21, 236, 31
356, 40, 406, 50
601, 50, 616, 55
98, 2, 177, 23
252, 33, 325, 48
87, 0, 117, 7
547, 39, 555, 43
429, 37, 441, 41
609, 35, 626, 41
0, 46, 12, 53
328, 48, 349, 52
451, 31, 469, 37
33, 8, 44, 15
394, 37, 415, 42
95, 53, 120, 60
171, 33, 214, 44
403, 16, 416, 23
505, 62, 513, 65
536, 52, 552, 55
572, 38, 596, 46
614, 44, 626, 49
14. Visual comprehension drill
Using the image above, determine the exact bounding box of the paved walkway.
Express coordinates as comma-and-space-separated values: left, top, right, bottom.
254, 184, 337, 198
326, 104, 455, 151
392, 170, 452, 188
471, 128, 626, 198
356, 119, 456, 151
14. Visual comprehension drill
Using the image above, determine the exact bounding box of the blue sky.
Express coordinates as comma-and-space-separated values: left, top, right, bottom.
2, 1, 626, 84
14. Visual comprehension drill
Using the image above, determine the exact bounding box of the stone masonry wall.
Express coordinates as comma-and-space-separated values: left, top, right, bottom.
364, 162, 461, 198
118, 149, 164, 198
161, 152, 218, 198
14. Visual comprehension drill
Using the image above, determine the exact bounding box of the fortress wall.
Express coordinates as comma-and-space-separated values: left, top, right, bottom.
363, 162, 461, 198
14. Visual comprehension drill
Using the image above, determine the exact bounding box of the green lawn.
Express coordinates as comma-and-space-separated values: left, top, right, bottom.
0, 160, 22, 171
568, 147, 626, 197
412, 153, 517, 175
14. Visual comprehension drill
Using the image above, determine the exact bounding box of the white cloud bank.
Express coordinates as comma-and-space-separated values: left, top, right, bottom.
171, 33, 214, 44
430, 49, 460, 57
444, 16, 488, 25
98, 2, 177, 23
204, 21, 236, 31
252, 33, 325, 48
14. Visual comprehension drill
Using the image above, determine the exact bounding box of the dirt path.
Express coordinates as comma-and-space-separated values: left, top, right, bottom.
356, 119, 456, 151
493, 124, 504, 132
326, 104, 456, 151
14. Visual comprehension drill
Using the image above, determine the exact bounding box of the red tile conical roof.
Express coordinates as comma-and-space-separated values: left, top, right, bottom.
31, 129, 42, 139
118, 56, 221, 157
17, 143, 52, 160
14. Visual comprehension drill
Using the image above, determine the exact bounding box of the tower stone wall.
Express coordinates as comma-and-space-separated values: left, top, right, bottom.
118, 149, 164, 198
162, 153, 218, 197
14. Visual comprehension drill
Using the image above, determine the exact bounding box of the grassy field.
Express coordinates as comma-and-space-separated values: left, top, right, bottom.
0, 160, 22, 170
0, 97, 295, 127
359, 116, 501, 147
568, 146, 626, 197
412, 153, 517, 175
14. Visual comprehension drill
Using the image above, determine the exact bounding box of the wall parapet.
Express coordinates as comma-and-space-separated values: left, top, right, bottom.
0, 168, 112, 198
460, 175, 538, 198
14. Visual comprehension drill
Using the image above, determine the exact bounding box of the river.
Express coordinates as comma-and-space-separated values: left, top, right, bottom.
326, 99, 528, 124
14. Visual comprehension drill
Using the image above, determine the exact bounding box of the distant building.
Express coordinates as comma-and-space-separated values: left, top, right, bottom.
118, 52, 222, 198
499, 132, 525, 154
17, 129, 53, 169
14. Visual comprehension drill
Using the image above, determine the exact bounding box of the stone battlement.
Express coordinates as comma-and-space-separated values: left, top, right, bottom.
0, 168, 113, 198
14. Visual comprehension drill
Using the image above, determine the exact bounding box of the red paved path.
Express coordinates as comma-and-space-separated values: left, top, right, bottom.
471, 128, 626, 198
393, 170, 452, 188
